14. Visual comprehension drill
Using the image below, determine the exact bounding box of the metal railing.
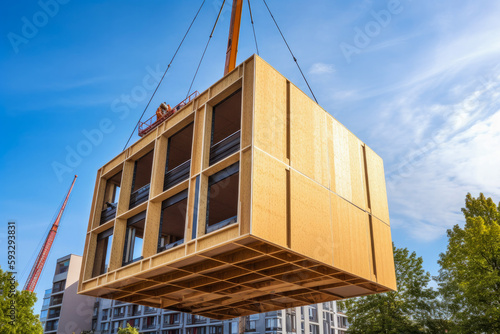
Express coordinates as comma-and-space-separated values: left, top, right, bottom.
138, 91, 199, 137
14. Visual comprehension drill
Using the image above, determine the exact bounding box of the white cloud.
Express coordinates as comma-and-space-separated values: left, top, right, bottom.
384, 72, 500, 242
309, 62, 335, 76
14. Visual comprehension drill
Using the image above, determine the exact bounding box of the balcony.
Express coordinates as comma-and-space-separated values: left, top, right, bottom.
100, 204, 117, 224
129, 184, 150, 209
164, 160, 190, 191
209, 130, 240, 165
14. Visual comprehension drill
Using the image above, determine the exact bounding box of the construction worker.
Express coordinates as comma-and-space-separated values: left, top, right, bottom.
156, 102, 172, 121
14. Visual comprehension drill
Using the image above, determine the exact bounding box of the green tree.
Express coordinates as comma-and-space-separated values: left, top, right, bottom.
339, 245, 445, 333
117, 323, 140, 334
436, 193, 500, 333
0, 267, 43, 333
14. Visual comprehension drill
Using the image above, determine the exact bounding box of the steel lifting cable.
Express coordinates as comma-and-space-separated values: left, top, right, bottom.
186, 0, 227, 98
247, 0, 259, 55
261, 0, 318, 104
123, 0, 206, 151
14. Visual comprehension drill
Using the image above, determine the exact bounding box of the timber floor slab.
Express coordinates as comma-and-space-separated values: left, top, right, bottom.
81, 235, 391, 320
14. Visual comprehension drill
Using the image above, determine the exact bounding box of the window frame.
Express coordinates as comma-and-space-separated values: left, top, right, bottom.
205, 162, 240, 234
157, 189, 188, 253
122, 211, 146, 266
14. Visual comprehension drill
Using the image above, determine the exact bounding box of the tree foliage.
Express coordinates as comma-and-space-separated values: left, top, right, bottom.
437, 193, 500, 333
117, 323, 140, 334
0, 267, 43, 334
339, 245, 445, 333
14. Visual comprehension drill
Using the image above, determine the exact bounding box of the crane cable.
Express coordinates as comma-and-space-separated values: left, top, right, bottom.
247, 0, 259, 55
123, 0, 206, 151
186, 0, 227, 98
261, 0, 318, 104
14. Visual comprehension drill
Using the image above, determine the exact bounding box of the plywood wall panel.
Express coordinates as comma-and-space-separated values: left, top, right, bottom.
102, 152, 126, 176
239, 149, 252, 236
117, 161, 134, 216
332, 120, 352, 202
241, 58, 254, 148
365, 145, 390, 224
290, 170, 333, 265
150, 137, 167, 197
142, 201, 161, 258
331, 194, 372, 280
348, 133, 367, 210
253, 58, 288, 163
251, 148, 287, 248
289, 85, 329, 188
209, 69, 241, 98
109, 218, 127, 271
326, 117, 336, 193
371, 217, 396, 290
191, 108, 205, 176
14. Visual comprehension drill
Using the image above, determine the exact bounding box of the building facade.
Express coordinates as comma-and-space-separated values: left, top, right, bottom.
40, 288, 52, 329
91, 298, 349, 334
41, 254, 96, 334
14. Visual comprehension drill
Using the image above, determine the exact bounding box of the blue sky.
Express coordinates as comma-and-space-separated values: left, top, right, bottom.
1, 0, 500, 315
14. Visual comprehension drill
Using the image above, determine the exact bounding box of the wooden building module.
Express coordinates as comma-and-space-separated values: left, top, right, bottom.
78, 55, 396, 320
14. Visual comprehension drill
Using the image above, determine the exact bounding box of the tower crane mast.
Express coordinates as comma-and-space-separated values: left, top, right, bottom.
23, 175, 78, 292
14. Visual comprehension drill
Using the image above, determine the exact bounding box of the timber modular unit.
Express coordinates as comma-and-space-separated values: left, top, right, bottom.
78, 55, 396, 320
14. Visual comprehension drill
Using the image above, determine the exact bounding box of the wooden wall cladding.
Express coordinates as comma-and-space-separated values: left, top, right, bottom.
289, 84, 330, 188
251, 148, 288, 248
79, 55, 395, 319
253, 59, 288, 163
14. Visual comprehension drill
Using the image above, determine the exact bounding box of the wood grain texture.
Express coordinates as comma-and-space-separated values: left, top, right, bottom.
102, 152, 126, 176
191, 107, 205, 176
253, 57, 288, 163
150, 137, 167, 197
90, 170, 105, 230
109, 218, 126, 272
209, 68, 241, 98
371, 216, 397, 290
242, 58, 254, 148
83, 232, 97, 281
331, 194, 372, 280
365, 145, 390, 224
239, 148, 252, 235
251, 148, 287, 248
142, 201, 161, 258
185, 178, 197, 243
332, 120, 352, 201
290, 170, 333, 265
116, 161, 134, 216
289, 84, 329, 188
348, 132, 367, 210
326, 117, 336, 193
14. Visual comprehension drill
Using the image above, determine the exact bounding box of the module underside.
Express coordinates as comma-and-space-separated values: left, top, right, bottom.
87, 235, 389, 320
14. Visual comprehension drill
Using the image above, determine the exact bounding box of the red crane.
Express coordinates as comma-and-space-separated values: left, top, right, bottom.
23, 175, 78, 292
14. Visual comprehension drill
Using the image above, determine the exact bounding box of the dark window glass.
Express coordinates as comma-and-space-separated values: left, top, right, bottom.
206, 162, 239, 233
164, 123, 193, 190
130, 150, 154, 208
158, 190, 187, 252
52, 280, 65, 293
56, 260, 69, 274
209, 90, 241, 165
